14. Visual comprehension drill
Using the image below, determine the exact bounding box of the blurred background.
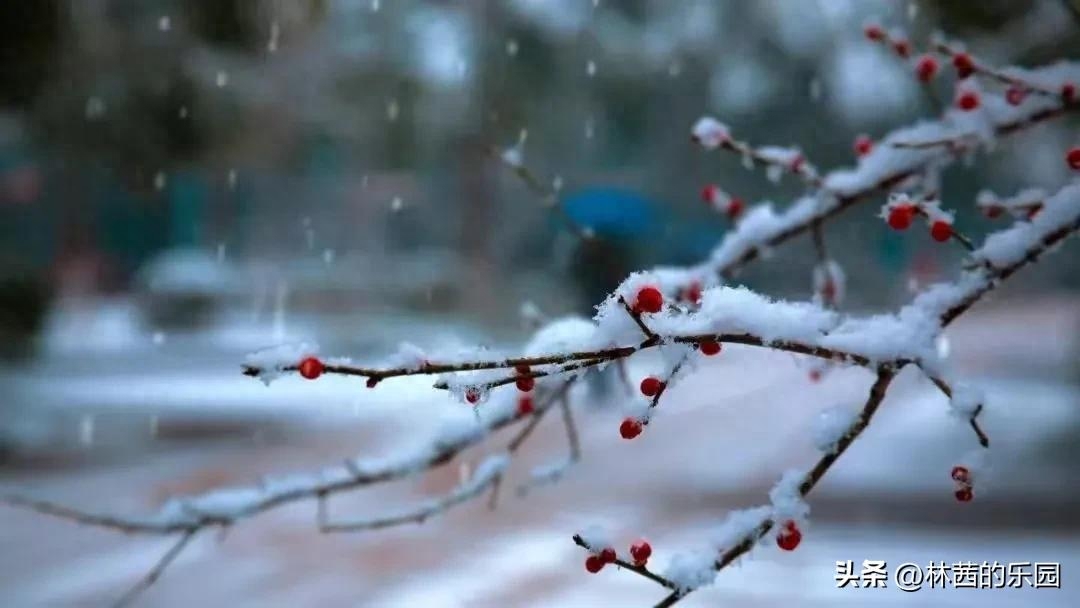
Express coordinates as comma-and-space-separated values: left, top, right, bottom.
0, 1, 1078, 606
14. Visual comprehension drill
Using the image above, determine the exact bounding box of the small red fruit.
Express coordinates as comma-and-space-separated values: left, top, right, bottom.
930, 220, 952, 242
853, 134, 873, 157
790, 154, 805, 173
821, 279, 837, 302
1005, 87, 1026, 106
298, 357, 324, 380
776, 521, 802, 551
1062, 82, 1076, 104
599, 548, 617, 564
957, 90, 980, 111
727, 197, 745, 219
699, 341, 721, 356
585, 555, 605, 573
634, 286, 664, 314
680, 281, 703, 304
620, 417, 643, 439
701, 184, 719, 204
808, 369, 822, 383
864, 24, 885, 41
955, 487, 974, 502
640, 376, 663, 397
887, 205, 915, 231
983, 205, 1003, 219
630, 540, 652, 565
366, 377, 379, 389
1067, 147, 1080, 170
465, 388, 481, 405
516, 375, 535, 392
893, 39, 910, 58
517, 395, 534, 416
915, 54, 938, 83
951, 465, 970, 483
953, 52, 975, 78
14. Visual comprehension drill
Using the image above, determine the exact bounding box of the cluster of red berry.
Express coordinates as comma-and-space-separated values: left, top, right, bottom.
886, 202, 953, 242
585, 540, 652, 573
951, 465, 974, 502
701, 184, 745, 220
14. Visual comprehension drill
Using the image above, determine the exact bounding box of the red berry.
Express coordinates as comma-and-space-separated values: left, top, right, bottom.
776, 521, 802, 551
585, 555, 605, 573
366, 377, 379, 389
1067, 147, 1080, 170
465, 388, 481, 405
599, 548, 617, 564
516, 375, 535, 392
955, 487, 974, 502
517, 395, 534, 416
887, 205, 915, 231
808, 369, 822, 383
634, 286, 664, 314
893, 39, 910, 58
1062, 82, 1076, 104
983, 205, 1003, 219
680, 281, 703, 305
639, 376, 663, 397
1005, 86, 1026, 106
953, 52, 975, 78
956, 91, 980, 111
790, 154, 805, 172
853, 134, 873, 157
915, 54, 938, 83
701, 184, 718, 204
620, 417, 643, 439
930, 220, 952, 242
951, 465, 970, 483
727, 197, 744, 219
699, 341, 721, 356
630, 540, 652, 565
298, 357, 324, 380
863, 24, 885, 41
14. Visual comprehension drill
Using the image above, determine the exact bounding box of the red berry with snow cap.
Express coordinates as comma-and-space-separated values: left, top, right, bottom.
953, 52, 975, 78
465, 388, 481, 405
630, 540, 652, 566
887, 205, 915, 231
298, 357, 324, 380
620, 417, 643, 439
585, 555, 605, 573
1067, 147, 1080, 170
680, 281, 703, 304
776, 521, 802, 551
915, 55, 938, 83
634, 286, 664, 314
640, 376, 663, 397
930, 221, 952, 242
699, 341, 721, 356
951, 465, 970, 483
599, 548, 617, 564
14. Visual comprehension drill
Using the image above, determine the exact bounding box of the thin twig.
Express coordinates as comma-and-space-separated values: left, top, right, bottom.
112, 530, 197, 608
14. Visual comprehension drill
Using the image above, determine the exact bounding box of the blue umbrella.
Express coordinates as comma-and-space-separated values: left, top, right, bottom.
560, 187, 660, 238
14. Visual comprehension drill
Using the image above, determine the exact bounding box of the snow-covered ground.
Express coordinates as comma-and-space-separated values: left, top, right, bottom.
0, 296, 1076, 607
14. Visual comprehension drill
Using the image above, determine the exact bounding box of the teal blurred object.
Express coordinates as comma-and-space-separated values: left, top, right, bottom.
561, 187, 659, 238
